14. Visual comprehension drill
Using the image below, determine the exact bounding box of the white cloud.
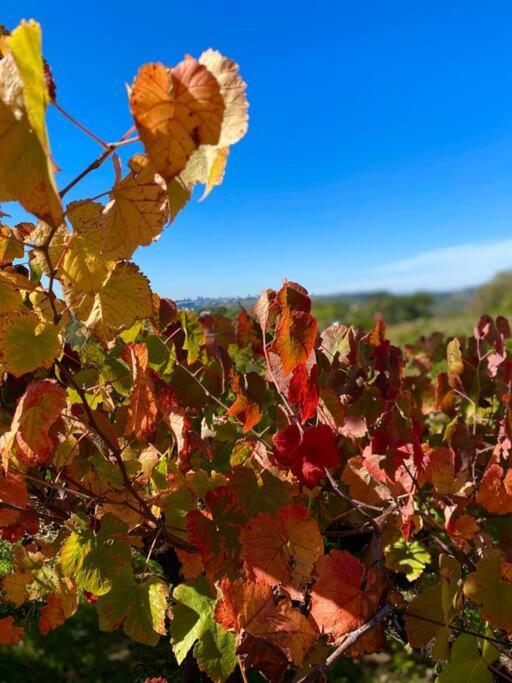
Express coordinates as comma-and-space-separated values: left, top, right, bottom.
335, 238, 512, 293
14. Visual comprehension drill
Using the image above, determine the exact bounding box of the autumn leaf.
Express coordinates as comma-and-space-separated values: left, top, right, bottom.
97, 569, 168, 645
447, 338, 464, 389
130, 57, 224, 181
271, 298, 317, 377
215, 577, 317, 666
199, 49, 248, 147
1, 571, 33, 607
186, 486, 243, 581
421, 447, 469, 496
288, 362, 319, 422
0, 472, 28, 529
122, 342, 159, 439
101, 154, 169, 260
0, 21, 62, 225
464, 550, 512, 633
0, 310, 60, 376
405, 554, 463, 659
39, 576, 78, 635
58, 514, 131, 595
6, 379, 66, 466
65, 262, 153, 341
227, 371, 265, 432
0, 616, 23, 645
476, 462, 512, 515
0, 225, 24, 264
60, 200, 115, 293
240, 504, 323, 600
310, 550, 387, 648
180, 310, 205, 364
272, 424, 339, 487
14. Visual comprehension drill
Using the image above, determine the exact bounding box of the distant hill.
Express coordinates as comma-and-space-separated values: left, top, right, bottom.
175, 272, 511, 337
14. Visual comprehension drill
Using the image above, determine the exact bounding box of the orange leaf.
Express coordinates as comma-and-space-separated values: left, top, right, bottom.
310, 550, 387, 650
122, 343, 159, 440
240, 504, 323, 600
0, 616, 23, 645
476, 463, 512, 515
130, 57, 224, 182
7, 379, 66, 466
215, 578, 317, 666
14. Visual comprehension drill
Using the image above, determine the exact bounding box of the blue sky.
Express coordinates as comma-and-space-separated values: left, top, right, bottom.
3, 1, 512, 298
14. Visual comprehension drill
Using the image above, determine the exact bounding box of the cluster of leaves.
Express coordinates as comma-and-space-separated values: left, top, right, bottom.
0, 17, 511, 683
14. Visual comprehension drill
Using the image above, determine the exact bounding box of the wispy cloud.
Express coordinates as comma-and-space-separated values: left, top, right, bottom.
335, 238, 512, 293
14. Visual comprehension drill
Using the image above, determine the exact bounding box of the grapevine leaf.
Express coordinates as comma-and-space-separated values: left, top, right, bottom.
0, 616, 23, 645
0, 310, 59, 376
6, 379, 67, 465
101, 154, 169, 260
310, 550, 388, 651
384, 538, 430, 582
240, 504, 323, 600
171, 576, 237, 682
97, 568, 168, 645
180, 310, 205, 364
0, 22, 62, 225
130, 57, 224, 181
58, 514, 131, 595
464, 550, 512, 632
405, 554, 462, 658
436, 634, 497, 683
272, 424, 339, 487
215, 577, 317, 666
65, 262, 153, 341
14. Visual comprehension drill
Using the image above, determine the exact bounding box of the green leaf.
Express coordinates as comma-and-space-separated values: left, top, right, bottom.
195, 620, 237, 683
384, 538, 430, 581
58, 514, 131, 595
436, 634, 497, 682
180, 310, 205, 364
171, 576, 236, 682
97, 569, 168, 645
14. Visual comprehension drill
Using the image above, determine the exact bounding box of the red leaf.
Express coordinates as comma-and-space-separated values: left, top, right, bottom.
272, 424, 339, 487
310, 550, 387, 651
288, 363, 319, 422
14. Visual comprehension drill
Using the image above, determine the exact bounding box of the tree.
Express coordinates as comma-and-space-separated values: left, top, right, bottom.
0, 18, 511, 683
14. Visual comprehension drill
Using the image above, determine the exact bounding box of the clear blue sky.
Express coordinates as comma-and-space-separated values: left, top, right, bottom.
4, 1, 512, 298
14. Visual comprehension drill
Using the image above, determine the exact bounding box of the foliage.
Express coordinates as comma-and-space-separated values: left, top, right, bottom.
0, 17, 511, 683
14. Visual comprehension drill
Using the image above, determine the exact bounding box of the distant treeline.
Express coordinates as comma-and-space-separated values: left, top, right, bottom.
311, 270, 512, 330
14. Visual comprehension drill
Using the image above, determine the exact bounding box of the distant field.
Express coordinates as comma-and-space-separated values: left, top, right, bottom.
387, 314, 478, 345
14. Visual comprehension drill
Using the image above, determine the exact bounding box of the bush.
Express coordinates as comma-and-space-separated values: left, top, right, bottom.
0, 18, 511, 683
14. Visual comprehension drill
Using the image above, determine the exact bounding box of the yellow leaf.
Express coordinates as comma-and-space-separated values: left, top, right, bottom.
101, 154, 169, 260
0, 271, 24, 313
0, 22, 62, 225
0, 310, 60, 376
199, 49, 249, 147
65, 262, 153, 341
167, 175, 191, 221
60, 200, 115, 292
1, 571, 34, 607
30, 221, 71, 276
130, 57, 225, 181
29, 290, 71, 328
182, 146, 229, 200
0, 225, 24, 264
